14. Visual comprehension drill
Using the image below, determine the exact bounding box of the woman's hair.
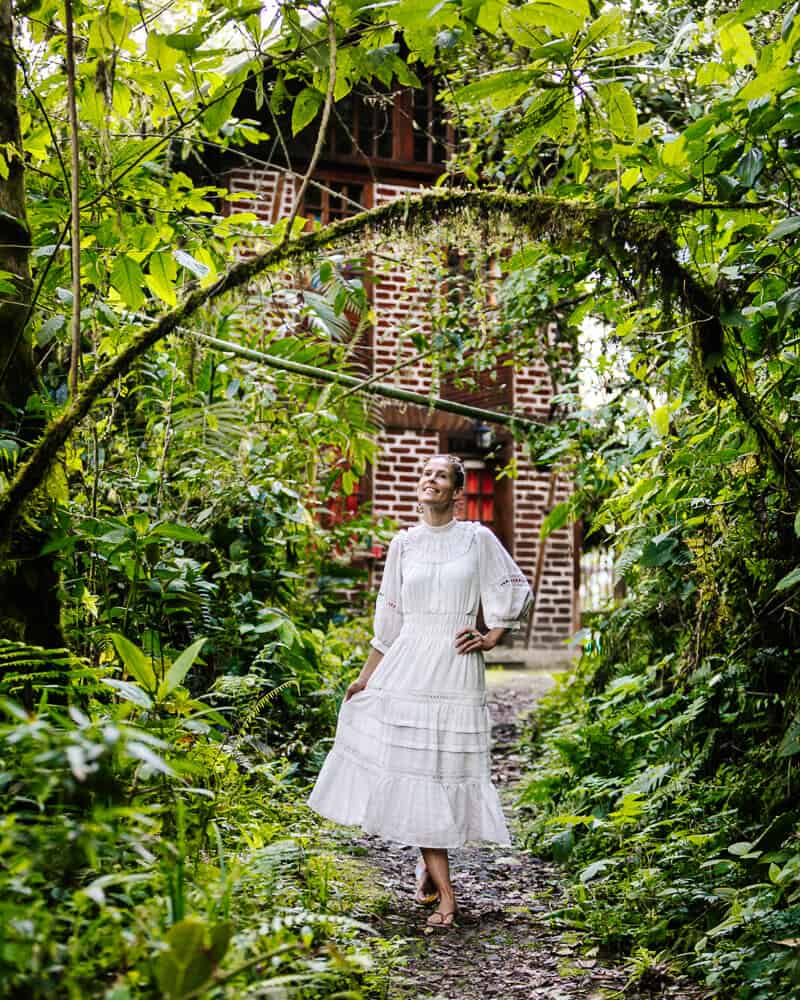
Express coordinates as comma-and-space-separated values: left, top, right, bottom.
423, 454, 465, 491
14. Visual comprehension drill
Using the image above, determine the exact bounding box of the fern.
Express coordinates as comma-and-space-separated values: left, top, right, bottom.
0, 640, 94, 697
236, 678, 299, 738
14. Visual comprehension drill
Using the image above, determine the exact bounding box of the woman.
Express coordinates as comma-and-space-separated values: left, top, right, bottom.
308, 454, 532, 927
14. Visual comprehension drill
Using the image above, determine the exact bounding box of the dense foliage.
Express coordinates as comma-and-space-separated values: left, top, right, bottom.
3, 0, 800, 996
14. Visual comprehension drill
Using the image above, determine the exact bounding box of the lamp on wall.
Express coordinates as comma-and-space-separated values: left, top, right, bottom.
474, 421, 494, 452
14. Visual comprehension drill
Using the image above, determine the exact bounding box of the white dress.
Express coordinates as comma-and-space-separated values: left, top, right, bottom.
308, 519, 533, 848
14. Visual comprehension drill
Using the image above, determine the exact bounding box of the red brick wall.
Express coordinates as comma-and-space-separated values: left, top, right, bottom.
372, 428, 439, 527
511, 447, 575, 648
371, 182, 439, 395
223, 169, 577, 649
225, 167, 294, 222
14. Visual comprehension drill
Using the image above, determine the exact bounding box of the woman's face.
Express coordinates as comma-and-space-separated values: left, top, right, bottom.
417, 457, 460, 509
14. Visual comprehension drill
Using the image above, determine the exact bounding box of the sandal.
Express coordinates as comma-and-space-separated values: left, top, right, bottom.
426, 908, 457, 928
414, 859, 439, 905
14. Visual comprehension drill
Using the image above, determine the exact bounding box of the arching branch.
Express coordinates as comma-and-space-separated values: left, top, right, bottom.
0, 188, 795, 542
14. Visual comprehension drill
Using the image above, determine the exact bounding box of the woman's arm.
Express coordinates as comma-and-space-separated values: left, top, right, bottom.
344, 646, 384, 700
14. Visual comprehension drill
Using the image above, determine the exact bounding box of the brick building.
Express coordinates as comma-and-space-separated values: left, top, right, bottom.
208, 80, 578, 649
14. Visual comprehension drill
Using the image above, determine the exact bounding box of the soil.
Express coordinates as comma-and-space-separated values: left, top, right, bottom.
344, 669, 711, 1000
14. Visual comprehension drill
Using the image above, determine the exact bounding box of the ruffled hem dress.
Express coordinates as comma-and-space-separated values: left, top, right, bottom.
308, 519, 533, 848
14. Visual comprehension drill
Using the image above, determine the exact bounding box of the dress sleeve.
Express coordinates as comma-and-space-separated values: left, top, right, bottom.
371, 533, 404, 654
477, 525, 533, 631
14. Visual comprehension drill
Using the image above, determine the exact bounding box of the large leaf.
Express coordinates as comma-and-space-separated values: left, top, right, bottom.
291, 87, 324, 135
155, 917, 214, 999
540, 501, 571, 539
158, 637, 207, 699
598, 83, 637, 140
149, 522, 208, 542
101, 678, 154, 709
503, 1, 586, 42
769, 217, 800, 240
111, 255, 145, 310
111, 633, 157, 693
718, 22, 757, 67
145, 252, 178, 306
775, 565, 800, 591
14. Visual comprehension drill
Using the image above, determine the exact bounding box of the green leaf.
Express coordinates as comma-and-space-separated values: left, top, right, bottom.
598, 83, 637, 139
155, 917, 215, 999
126, 741, 174, 775
101, 678, 154, 709
203, 80, 244, 134
778, 287, 800, 321
111, 255, 145, 310
291, 87, 324, 135
775, 565, 800, 591
540, 500, 570, 539
769, 217, 800, 240
145, 252, 178, 306
719, 22, 757, 67
583, 8, 623, 47
36, 314, 66, 347
735, 148, 764, 187
158, 637, 207, 699
651, 404, 670, 437
503, 1, 586, 39
111, 633, 157, 693
165, 29, 205, 51
697, 62, 730, 86
149, 522, 208, 542
146, 30, 179, 71
640, 535, 679, 567
456, 70, 537, 110
779, 712, 800, 757
579, 857, 618, 882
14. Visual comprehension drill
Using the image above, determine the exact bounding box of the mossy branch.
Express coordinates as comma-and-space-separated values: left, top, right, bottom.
0, 187, 796, 542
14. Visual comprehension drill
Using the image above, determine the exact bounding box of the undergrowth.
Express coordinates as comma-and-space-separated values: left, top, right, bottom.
518, 563, 800, 999
0, 621, 404, 1000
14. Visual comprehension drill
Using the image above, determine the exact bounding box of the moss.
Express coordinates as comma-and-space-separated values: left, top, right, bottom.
3, 187, 798, 542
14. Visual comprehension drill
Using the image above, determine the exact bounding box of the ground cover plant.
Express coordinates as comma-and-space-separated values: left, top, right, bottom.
3, 0, 800, 997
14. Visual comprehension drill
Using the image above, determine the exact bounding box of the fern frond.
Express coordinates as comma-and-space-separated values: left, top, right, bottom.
0, 640, 92, 696
237, 678, 299, 737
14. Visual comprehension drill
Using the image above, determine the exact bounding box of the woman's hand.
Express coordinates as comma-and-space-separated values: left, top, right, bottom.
345, 679, 368, 701
454, 627, 502, 654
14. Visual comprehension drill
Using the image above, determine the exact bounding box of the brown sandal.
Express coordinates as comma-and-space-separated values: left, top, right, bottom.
426, 908, 457, 928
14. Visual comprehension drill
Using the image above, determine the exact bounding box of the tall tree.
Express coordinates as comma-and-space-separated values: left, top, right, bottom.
0, 0, 62, 645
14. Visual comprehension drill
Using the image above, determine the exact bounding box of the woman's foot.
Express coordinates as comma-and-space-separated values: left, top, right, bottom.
426, 890, 457, 927
414, 859, 439, 905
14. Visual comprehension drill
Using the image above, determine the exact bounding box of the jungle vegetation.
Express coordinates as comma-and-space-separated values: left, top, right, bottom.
1, 0, 800, 996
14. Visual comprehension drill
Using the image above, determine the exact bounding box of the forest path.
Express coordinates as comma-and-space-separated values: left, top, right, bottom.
347, 668, 708, 1000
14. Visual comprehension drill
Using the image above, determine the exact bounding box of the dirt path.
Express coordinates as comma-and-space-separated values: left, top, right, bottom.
348, 670, 709, 1000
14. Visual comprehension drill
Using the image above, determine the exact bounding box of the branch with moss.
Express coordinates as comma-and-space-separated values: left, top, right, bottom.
0, 187, 796, 543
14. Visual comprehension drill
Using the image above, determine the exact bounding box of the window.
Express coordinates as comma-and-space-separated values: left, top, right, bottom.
327, 92, 394, 160
411, 79, 449, 163
462, 460, 495, 525
302, 181, 364, 225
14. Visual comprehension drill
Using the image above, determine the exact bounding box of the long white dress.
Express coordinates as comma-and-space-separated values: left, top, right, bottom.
308, 519, 533, 848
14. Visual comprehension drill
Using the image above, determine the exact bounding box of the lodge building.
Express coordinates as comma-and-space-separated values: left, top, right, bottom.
204, 78, 578, 650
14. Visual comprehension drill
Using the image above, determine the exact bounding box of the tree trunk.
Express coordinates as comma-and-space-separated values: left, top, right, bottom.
0, 0, 62, 646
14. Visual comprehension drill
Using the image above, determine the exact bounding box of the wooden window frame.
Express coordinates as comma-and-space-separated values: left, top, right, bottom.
300, 177, 371, 226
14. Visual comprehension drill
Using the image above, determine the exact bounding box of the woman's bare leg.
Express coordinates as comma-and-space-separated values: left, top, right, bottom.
415, 850, 438, 902
421, 847, 456, 921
